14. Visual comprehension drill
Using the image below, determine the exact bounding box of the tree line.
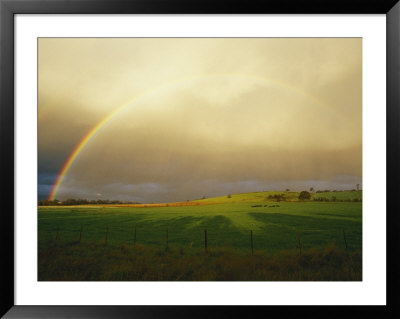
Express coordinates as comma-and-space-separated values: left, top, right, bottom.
38, 198, 141, 206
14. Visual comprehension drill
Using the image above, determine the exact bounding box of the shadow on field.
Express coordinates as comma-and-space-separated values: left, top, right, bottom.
131, 215, 242, 248
136, 215, 237, 231
248, 212, 361, 232
38, 214, 243, 248
197, 215, 238, 231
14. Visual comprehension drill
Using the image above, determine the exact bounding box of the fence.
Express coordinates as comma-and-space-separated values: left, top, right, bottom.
40, 224, 359, 255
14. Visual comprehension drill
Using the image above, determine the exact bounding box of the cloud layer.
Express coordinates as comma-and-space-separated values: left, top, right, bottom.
38, 38, 362, 202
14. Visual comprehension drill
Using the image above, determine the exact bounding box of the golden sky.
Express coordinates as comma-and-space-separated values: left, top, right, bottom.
38, 38, 362, 202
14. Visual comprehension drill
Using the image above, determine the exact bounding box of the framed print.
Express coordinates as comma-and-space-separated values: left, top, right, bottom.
1, 0, 399, 318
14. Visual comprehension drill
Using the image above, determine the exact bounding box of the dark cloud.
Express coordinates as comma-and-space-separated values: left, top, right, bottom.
38, 38, 362, 202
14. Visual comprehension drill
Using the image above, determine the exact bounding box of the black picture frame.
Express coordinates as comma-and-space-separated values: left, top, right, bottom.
1, 0, 399, 318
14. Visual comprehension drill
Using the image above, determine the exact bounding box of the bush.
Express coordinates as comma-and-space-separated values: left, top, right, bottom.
298, 191, 311, 200
267, 194, 286, 202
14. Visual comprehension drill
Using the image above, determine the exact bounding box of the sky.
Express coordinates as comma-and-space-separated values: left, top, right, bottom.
38, 38, 362, 203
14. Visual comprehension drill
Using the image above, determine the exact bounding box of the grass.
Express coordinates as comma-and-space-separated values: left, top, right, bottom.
38, 191, 362, 281
38, 242, 361, 281
194, 190, 362, 203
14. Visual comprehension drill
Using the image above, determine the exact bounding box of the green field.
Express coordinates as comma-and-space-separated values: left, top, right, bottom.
38, 191, 362, 281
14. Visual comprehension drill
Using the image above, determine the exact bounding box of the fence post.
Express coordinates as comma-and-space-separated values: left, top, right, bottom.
166, 227, 169, 251
204, 229, 208, 253
250, 230, 254, 256
343, 230, 348, 249
78, 225, 82, 243
297, 230, 302, 255
133, 225, 137, 247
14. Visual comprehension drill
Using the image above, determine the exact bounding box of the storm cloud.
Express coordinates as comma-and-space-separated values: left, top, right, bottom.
38, 38, 362, 202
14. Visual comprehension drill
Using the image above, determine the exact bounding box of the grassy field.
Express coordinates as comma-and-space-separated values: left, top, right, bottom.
38, 191, 362, 281
195, 190, 362, 203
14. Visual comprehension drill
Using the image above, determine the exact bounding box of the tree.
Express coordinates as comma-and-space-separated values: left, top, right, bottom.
286, 189, 290, 192
356, 184, 360, 191
309, 187, 314, 193
298, 191, 311, 200
227, 194, 232, 198
267, 194, 286, 202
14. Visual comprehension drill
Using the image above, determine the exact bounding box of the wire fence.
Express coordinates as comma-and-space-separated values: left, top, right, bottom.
39, 223, 361, 254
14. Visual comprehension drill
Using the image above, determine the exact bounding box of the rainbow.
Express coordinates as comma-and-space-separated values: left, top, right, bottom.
48, 104, 127, 200
47, 73, 347, 200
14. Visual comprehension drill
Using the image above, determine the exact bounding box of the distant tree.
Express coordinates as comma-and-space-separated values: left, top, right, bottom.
298, 191, 311, 200
227, 194, 232, 198
267, 194, 286, 202
286, 189, 290, 192
64, 198, 77, 205
309, 187, 314, 193
39, 198, 141, 206
356, 184, 360, 191
202, 196, 206, 200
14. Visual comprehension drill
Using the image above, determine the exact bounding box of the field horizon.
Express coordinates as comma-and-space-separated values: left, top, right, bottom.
39, 189, 362, 207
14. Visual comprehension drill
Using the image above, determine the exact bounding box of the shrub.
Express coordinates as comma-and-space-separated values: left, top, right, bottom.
267, 194, 286, 202
298, 191, 311, 200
